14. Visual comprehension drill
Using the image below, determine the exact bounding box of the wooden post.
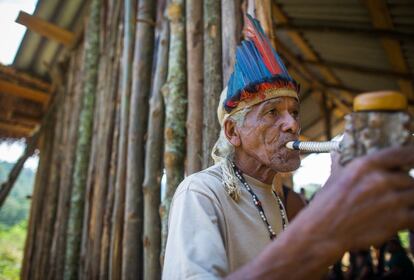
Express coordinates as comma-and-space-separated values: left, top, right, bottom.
109, 0, 136, 278
143, 0, 169, 278
99, 8, 124, 279
186, 0, 203, 175
160, 0, 187, 263
47, 46, 85, 280
122, 0, 156, 278
64, 0, 100, 277
81, 0, 123, 278
203, 0, 222, 168
221, 0, 242, 86
21, 117, 55, 280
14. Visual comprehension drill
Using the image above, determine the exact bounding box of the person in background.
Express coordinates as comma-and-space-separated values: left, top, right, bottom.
383, 237, 414, 279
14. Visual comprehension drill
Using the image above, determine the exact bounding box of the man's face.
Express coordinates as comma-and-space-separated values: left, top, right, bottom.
236, 96, 301, 172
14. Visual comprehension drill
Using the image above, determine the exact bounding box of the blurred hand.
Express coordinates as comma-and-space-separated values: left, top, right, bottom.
296, 146, 414, 254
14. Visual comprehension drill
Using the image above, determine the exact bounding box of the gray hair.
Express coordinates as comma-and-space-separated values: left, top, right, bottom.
211, 107, 251, 201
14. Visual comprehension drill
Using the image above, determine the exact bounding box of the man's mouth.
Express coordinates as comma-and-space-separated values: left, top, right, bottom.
281, 137, 299, 149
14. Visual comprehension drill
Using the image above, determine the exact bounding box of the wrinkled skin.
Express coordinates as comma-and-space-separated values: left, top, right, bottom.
224, 96, 301, 184
222, 97, 414, 279
227, 146, 414, 280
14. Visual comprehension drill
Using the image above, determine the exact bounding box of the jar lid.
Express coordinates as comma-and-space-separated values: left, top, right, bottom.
353, 91, 407, 112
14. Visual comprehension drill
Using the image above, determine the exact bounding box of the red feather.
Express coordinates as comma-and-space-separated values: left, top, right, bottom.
244, 15, 282, 75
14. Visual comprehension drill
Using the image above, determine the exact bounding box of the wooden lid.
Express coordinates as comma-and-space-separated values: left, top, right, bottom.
353, 91, 407, 112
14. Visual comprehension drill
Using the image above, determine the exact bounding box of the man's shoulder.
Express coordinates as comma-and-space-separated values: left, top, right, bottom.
175, 164, 226, 198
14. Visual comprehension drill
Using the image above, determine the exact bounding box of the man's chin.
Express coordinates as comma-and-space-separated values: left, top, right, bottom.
270, 157, 301, 172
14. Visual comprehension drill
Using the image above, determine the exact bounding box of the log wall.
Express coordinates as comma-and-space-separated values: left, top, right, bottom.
21, 0, 264, 279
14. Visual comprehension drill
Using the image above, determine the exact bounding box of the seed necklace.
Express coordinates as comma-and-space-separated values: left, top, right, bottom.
231, 162, 288, 240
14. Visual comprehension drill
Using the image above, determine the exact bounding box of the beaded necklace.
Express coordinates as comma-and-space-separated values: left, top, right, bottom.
231, 162, 288, 240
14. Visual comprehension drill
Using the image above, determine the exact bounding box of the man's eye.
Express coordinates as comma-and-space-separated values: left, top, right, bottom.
267, 109, 277, 115
291, 111, 299, 118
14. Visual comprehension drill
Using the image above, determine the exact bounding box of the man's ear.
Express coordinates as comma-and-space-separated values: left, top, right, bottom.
224, 119, 241, 147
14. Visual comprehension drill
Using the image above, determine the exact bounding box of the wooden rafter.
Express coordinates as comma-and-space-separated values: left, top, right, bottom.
362, 0, 414, 99
0, 79, 50, 104
0, 122, 34, 136
271, 3, 355, 106
273, 23, 414, 42
0, 64, 51, 92
299, 58, 414, 80
16, 11, 75, 47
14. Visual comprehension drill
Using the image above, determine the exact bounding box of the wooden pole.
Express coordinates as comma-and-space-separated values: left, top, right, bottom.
109, 0, 136, 278
47, 47, 85, 280
83, 1, 123, 278
221, 0, 242, 86
99, 7, 123, 279
21, 118, 55, 280
122, 0, 156, 278
64, 0, 100, 277
160, 0, 187, 263
143, 0, 169, 278
186, 0, 203, 175
202, 0, 222, 168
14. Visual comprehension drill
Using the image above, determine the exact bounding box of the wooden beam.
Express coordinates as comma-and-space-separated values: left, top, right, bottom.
0, 64, 52, 92
299, 58, 414, 80
16, 11, 75, 47
274, 23, 414, 42
0, 79, 50, 104
272, 3, 354, 105
362, 0, 414, 99
12, 113, 42, 127
0, 122, 34, 136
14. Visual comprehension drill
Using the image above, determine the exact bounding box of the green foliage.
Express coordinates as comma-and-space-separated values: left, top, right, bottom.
0, 161, 35, 228
0, 161, 35, 279
0, 221, 28, 280
399, 230, 410, 250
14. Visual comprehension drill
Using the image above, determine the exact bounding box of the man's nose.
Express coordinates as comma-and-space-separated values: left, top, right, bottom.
280, 111, 299, 134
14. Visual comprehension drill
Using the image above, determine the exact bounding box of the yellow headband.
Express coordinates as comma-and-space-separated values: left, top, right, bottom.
217, 87, 299, 126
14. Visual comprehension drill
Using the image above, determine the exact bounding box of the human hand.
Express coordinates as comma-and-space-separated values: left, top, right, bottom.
296, 146, 414, 255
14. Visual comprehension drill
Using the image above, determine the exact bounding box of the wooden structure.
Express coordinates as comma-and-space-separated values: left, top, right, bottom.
0, 0, 413, 279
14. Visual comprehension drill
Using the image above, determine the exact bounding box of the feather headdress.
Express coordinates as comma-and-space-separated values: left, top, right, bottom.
224, 14, 299, 114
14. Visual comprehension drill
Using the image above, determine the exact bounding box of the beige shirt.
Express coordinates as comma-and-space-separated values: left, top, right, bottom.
163, 164, 286, 279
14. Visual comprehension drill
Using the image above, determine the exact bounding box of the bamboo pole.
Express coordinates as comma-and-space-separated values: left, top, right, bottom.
143, 1, 169, 278
185, 0, 203, 174
202, 0, 222, 168
123, 0, 156, 278
109, 0, 136, 278
160, 0, 187, 263
64, 0, 101, 277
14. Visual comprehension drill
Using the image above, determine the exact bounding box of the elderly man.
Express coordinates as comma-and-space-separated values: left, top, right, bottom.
163, 15, 414, 279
